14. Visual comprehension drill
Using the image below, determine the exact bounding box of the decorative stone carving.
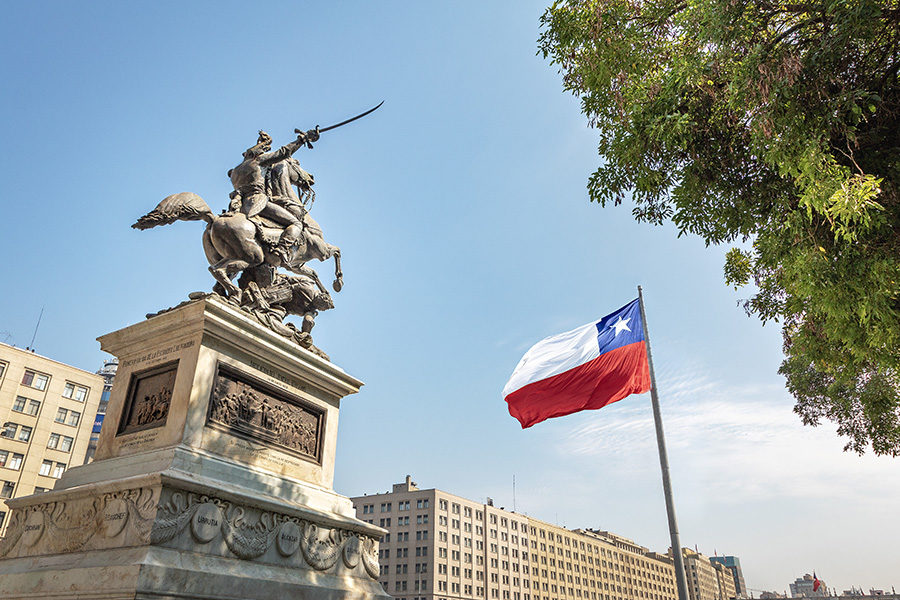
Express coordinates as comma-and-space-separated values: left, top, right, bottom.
150, 490, 378, 578
118, 361, 177, 435
207, 366, 323, 462
300, 522, 341, 571
0, 487, 158, 559
102, 498, 130, 537
221, 508, 279, 559
342, 533, 360, 568
21, 510, 45, 547
361, 536, 381, 579
276, 521, 301, 557
190, 502, 223, 543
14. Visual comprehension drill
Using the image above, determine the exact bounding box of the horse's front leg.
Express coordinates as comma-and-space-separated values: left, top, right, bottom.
331, 247, 343, 292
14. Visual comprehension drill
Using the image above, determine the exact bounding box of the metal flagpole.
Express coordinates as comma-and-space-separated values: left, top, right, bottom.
637, 286, 690, 600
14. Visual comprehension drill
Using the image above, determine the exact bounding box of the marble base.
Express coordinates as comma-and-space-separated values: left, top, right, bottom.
0, 470, 384, 599
0, 297, 387, 600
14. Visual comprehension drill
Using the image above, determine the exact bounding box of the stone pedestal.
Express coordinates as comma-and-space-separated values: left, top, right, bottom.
0, 297, 387, 600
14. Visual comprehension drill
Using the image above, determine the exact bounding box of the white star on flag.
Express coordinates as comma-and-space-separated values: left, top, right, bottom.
610, 316, 631, 336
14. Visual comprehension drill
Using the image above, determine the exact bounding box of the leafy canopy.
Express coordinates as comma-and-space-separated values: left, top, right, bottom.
539, 0, 900, 454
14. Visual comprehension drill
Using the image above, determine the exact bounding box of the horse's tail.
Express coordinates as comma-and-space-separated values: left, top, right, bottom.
132, 192, 214, 230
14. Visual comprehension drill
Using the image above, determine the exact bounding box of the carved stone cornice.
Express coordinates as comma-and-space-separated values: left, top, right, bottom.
0, 482, 380, 581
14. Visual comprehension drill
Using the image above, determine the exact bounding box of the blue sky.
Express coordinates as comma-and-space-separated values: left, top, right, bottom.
1, 1, 896, 592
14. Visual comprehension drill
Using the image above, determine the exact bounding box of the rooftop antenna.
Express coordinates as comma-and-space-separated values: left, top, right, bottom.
513, 474, 516, 512
28, 305, 44, 351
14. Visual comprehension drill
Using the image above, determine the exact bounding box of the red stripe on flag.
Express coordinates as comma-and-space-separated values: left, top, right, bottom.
505, 341, 651, 428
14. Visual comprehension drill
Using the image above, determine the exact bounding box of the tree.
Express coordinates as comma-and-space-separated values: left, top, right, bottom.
539, 0, 900, 454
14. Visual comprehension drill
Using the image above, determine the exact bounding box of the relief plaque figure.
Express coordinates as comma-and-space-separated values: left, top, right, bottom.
208, 366, 323, 463
117, 362, 178, 435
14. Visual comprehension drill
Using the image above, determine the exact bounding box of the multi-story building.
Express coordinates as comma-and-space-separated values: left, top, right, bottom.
351, 476, 678, 600
681, 549, 723, 600
709, 557, 746, 599
0, 343, 103, 535
712, 562, 736, 600
790, 575, 827, 598
84, 358, 117, 463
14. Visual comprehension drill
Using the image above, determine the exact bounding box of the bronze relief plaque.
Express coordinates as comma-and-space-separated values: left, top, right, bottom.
117, 361, 178, 436
207, 364, 324, 464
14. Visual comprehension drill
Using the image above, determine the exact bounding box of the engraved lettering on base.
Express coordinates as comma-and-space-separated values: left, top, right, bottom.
277, 521, 301, 557
207, 364, 324, 463
21, 511, 44, 547
103, 498, 130, 537
118, 361, 178, 436
190, 502, 222, 543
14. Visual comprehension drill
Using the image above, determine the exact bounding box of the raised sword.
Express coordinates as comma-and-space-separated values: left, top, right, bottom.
296, 101, 384, 148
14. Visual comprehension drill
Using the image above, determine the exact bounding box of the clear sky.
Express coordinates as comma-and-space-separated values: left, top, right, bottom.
1, 1, 896, 593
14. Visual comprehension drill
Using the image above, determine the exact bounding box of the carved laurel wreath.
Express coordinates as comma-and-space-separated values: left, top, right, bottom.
0, 488, 379, 581
0, 487, 157, 558
151, 491, 379, 578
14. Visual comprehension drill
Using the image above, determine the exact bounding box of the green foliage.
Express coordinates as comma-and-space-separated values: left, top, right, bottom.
540, 0, 900, 454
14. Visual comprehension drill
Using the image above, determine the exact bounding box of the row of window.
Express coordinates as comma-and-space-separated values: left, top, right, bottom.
47, 433, 75, 452
11, 396, 41, 415
0, 428, 74, 453
21, 370, 50, 391
18, 369, 89, 402
0, 481, 51, 501
39, 460, 67, 478
1, 413, 80, 444
55, 408, 82, 426
422, 593, 666, 600
1, 423, 33, 442
0, 451, 23, 470
362, 498, 431, 514
0, 451, 68, 477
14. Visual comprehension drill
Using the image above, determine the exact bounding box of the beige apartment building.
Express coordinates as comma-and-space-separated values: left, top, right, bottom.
351, 476, 678, 600
713, 562, 736, 600
0, 343, 103, 535
681, 549, 736, 600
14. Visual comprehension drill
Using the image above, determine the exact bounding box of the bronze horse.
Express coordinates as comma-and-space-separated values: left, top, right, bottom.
132, 186, 342, 301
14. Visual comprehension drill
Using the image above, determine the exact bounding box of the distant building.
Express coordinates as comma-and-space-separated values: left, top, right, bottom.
791, 575, 827, 598
0, 343, 103, 536
84, 358, 117, 463
681, 549, 725, 600
351, 475, 679, 600
710, 556, 746, 598
759, 592, 787, 599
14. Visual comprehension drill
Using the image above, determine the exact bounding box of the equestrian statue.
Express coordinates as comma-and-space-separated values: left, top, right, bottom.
132, 102, 382, 359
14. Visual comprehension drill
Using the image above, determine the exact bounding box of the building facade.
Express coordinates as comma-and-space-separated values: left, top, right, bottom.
709, 556, 746, 599
712, 562, 736, 600
351, 476, 678, 600
790, 575, 827, 598
0, 343, 103, 536
681, 549, 723, 600
84, 358, 117, 463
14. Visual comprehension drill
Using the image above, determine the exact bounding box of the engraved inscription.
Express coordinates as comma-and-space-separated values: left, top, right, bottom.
277, 521, 301, 556
118, 361, 178, 436
190, 502, 223, 543
208, 366, 323, 463
119, 430, 160, 450
103, 498, 129, 537
21, 511, 44, 547
120, 340, 195, 368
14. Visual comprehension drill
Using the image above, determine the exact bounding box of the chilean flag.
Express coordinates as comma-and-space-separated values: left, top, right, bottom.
503, 299, 651, 428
